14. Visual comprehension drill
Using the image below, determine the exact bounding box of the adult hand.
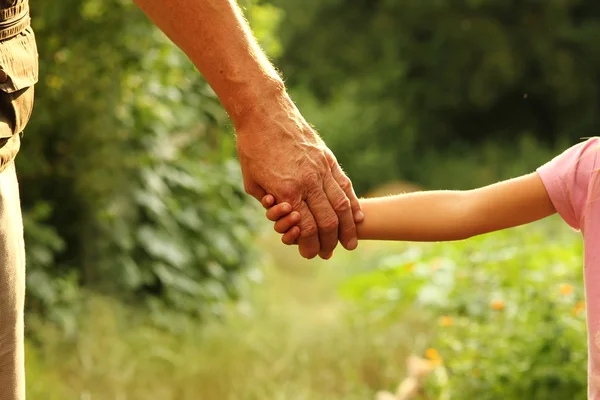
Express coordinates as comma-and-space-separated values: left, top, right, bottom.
235, 91, 364, 259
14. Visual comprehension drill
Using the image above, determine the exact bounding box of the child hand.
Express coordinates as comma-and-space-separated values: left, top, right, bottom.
261, 194, 302, 245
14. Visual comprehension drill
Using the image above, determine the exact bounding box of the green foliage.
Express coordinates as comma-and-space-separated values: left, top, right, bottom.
340, 218, 586, 399
25, 221, 585, 399
20, 0, 280, 326
272, 0, 600, 192
23, 247, 428, 400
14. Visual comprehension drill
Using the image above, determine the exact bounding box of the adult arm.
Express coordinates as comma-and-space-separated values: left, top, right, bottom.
131, 0, 364, 258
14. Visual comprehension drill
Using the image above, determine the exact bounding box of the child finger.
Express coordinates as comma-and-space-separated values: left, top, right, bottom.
274, 211, 301, 234
261, 194, 275, 209
282, 226, 300, 245
266, 202, 292, 221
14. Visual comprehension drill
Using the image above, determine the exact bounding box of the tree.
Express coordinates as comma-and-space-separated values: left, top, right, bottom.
272, 0, 600, 191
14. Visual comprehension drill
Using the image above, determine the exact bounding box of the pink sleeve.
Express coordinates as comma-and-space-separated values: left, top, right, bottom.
536, 137, 600, 231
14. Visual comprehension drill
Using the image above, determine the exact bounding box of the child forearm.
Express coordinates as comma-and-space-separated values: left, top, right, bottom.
356, 173, 556, 242
357, 191, 475, 242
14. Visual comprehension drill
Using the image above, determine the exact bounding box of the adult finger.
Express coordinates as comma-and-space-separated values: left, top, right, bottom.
266, 203, 292, 222
282, 226, 300, 246
295, 200, 321, 259
274, 211, 301, 234
305, 186, 339, 259
323, 172, 357, 251
328, 152, 364, 224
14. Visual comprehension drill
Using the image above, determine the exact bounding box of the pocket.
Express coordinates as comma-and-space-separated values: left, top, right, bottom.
0, 26, 38, 138
0, 84, 34, 138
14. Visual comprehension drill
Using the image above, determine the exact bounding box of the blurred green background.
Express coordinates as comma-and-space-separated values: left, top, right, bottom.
21, 1, 595, 399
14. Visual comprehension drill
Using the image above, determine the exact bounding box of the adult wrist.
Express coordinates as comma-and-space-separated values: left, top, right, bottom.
226, 76, 292, 134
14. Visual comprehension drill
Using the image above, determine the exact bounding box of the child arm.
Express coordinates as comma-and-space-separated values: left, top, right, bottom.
263, 172, 557, 243
357, 172, 556, 241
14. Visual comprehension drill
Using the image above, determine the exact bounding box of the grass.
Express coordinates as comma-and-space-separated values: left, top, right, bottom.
24, 216, 581, 399
25, 228, 432, 400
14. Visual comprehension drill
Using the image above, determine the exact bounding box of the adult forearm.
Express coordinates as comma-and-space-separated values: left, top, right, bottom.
133, 0, 286, 128
357, 191, 474, 242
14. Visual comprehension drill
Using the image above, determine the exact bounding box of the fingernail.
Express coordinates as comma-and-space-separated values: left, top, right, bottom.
355, 210, 364, 221
347, 238, 358, 250
283, 204, 291, 212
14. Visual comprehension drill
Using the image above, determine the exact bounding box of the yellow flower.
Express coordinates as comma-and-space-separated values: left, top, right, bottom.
572, 301, 586, 316
404, 262, 415, 272
490, 300, 505, 311
425, 348, 443, 366
439, 316, 453, 327
560, 284, 574, 296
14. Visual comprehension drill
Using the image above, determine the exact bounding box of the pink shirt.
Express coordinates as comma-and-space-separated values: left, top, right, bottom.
537, 137, 600, 399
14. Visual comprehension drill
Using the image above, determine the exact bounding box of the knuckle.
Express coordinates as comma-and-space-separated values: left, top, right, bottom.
338, 176, 353, 192
278, 183, 299, 202
299, 224, 318, 238
340, 222, 356, 237
303, 173, 323, 189
332, 197, 351, 213
320, 216, 339, 233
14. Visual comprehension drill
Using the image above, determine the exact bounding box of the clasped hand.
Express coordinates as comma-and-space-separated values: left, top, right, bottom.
235, 100, 363, 259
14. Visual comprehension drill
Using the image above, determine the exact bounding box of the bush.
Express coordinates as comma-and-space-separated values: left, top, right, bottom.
340, 217, 587, 399
21, 0, 280, 329
275, 0, 600, 194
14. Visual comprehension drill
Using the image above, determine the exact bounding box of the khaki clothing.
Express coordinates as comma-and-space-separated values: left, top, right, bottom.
0, 0, 37, 399
0, 159, 25, 400
0, 0, 37, 139
0, 1, 30, 42
0, 0, 37, 169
